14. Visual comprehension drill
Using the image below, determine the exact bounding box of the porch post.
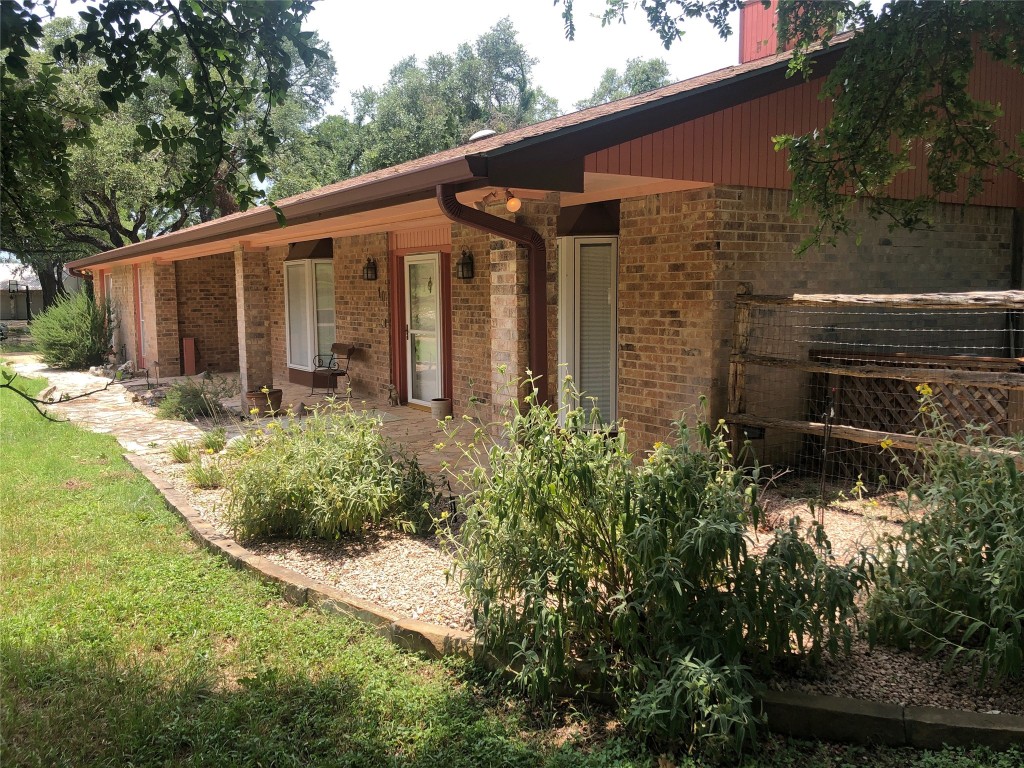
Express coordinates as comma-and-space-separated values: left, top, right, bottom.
234, 246, 273, 410
141, 261, 181, 376
489, 237, 529, 414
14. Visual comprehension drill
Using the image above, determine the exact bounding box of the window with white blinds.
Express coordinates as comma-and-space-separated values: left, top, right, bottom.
285, 259, 334, 370
558, 237, 618, 423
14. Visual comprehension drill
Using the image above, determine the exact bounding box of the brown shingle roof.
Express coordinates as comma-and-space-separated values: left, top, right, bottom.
70, 34, 850, 270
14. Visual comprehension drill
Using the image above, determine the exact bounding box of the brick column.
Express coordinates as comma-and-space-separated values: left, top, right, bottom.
515, 194, 560, 394
489, 236, 529, 416
140, 261, 181, 376
235, 247, 273, 408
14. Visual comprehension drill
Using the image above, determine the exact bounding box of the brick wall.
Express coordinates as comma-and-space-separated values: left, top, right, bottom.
451, 223, 492, 413
267, 246, 287, 385
107, 265, 135, 365
175, 252, 238, 374
710, 186, 1014, 456
150, 262, 180, 375
514, 194, 561, 396
615, 185, 1015, 454
334, 234, 390, 399
617, 188, 721, 453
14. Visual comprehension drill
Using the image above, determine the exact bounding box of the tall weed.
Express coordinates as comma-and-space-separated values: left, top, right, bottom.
868, 385, 1024, 682
157, 377, 233, 420
227, 404, 436, 539
451, 380, 866, 756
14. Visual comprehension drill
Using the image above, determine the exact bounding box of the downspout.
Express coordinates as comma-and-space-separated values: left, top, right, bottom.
436, 183, 549, 405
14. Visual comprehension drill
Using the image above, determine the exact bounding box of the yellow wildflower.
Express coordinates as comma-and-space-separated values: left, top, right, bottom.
915, 383, 933, 397
880, 438, 894, 450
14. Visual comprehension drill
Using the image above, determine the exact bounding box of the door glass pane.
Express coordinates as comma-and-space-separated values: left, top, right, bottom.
408, 259, 439, 402
314, 262, 335, 356
408, 262, 436, 332
577, 242, 614, 422
286, 263, 310, 367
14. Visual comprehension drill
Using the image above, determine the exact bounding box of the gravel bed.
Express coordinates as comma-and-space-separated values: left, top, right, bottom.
767, 638, 1024, 716
147, 451, 472, 631
148, 447, 1022, 715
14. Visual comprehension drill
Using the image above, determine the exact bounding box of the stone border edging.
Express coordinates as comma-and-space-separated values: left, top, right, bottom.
760, 690, 1024, 749
124, 453, 1024, 751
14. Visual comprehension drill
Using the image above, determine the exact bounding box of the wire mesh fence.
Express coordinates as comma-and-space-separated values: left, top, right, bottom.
726, 291, 1024, 496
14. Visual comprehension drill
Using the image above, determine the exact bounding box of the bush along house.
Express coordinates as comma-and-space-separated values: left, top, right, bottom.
70, 2, 1024, 458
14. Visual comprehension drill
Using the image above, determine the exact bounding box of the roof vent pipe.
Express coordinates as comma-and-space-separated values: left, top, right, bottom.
436, 183, 549, 405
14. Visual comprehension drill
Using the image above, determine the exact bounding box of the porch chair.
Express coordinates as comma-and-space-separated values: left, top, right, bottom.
311, 343, 355, 397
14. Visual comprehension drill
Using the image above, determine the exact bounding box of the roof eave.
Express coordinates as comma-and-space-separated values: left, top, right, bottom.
68, 156, 483, 270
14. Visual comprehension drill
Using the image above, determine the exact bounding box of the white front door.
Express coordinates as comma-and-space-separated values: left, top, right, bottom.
405, 254, 442, 404
558, 237, 618, 423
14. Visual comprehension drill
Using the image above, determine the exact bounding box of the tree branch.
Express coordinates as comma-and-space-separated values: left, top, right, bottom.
0, 371, 115, 423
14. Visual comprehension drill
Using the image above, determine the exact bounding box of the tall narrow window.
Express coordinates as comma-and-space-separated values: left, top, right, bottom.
558, 237, 618, 423
285, 259, 334, 369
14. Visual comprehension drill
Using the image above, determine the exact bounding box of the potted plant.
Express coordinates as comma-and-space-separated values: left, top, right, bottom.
245, 384, 283, 416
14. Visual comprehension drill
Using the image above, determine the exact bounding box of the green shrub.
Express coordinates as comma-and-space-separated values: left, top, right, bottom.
30, 291, 113, 369
168, 441, 192, 463
453, 382, 866, 756
226, 404, 436, 540
868, 386, 1024, 683
157, 377, 232, 420
186, 454, 224, 489
200, 427, 227, 453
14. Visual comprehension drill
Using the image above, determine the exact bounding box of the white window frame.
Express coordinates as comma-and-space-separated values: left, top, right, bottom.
284, 258, 334, 371
557, 236, 618, 422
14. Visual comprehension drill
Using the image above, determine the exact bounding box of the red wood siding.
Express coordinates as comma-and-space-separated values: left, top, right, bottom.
388, 226, 450, 253
585, 51, 1023, 208
740, 1, 779, 64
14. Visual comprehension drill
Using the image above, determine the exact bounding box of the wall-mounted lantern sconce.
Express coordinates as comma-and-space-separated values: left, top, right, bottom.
504, 189, 522, 213
456, 249, 475, 280
362, 257, 378, 281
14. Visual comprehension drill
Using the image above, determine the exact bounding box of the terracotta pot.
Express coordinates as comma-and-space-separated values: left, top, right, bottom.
245, 387, 283, 416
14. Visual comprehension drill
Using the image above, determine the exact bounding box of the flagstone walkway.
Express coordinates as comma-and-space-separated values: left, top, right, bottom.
4, 355, 461, 473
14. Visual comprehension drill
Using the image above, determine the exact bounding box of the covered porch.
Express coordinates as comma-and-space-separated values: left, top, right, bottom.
115, 368, 466, 477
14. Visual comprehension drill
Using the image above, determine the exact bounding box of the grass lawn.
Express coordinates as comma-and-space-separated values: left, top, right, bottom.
1, 367, 1020, 768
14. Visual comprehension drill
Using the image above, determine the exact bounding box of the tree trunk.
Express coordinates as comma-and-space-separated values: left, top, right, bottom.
36, 263, 65, 310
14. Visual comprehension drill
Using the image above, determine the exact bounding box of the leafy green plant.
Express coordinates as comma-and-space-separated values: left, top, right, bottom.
185, 454, 224, 489
868, 385, 1024, 683
452, 380, 866, 756
200, 427, 227, 453
30, 291, 114, 369
157, 377, 232, 420
226, 403, 436, 540
168, 441, 192, 463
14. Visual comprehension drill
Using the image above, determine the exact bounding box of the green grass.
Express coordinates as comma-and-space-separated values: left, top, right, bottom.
0, 330, 39, 355
1, 368, 1019, 768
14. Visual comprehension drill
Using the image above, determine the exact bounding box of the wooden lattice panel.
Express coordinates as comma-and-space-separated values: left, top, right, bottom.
811, 352, 1016, 438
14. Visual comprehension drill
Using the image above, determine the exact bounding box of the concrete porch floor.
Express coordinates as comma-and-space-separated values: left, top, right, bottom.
119, 370, 467, 478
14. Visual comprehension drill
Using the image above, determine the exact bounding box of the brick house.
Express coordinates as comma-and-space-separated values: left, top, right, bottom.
69, 4, 1023, 453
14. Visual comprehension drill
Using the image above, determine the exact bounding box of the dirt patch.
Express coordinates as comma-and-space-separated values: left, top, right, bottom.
61, 478, 93, 491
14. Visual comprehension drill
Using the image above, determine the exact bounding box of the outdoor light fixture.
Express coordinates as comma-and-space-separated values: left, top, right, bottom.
362, 257, 378, 281
504, 189, 522, 213
456, 249, 475, 280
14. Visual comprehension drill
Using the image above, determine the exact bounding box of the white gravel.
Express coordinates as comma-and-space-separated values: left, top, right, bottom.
147, 450, 472, 631
149, 447, 1022, 715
